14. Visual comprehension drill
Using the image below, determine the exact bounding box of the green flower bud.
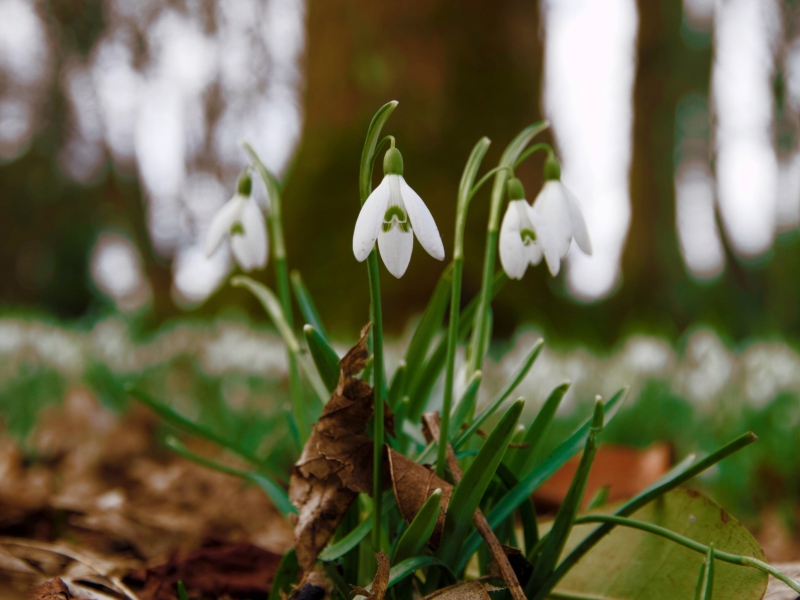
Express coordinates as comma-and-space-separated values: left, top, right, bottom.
237, 171, 253, 196
383, 147, 404, 176
506, 177, 526, 201
544, 153, 561, 181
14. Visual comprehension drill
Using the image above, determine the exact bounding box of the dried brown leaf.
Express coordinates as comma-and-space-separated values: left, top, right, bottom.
28, 578, 71, 600
286, 566, 331, 600
423, 580, 491, 599
289, 325, 393, 570
350, 552, 389, 600
387, 449, 451, 548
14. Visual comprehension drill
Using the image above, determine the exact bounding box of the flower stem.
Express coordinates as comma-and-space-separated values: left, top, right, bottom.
467, 121, 549, 377
358, 101, 398, 552
243, 143, 307, 446
437, 137, 491, 479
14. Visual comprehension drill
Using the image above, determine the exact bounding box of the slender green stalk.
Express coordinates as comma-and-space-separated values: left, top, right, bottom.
570, 515, 800, 594
512, 142, 554, 170
358, 100, 398, 552
437, 137, 491, 478
467, 121, 549, 376
244, 143, 307, 445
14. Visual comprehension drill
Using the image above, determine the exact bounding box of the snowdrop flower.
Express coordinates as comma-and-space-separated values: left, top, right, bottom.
205, 171, 268, 271
499, 157, 592, 278
353, 145, 444, 278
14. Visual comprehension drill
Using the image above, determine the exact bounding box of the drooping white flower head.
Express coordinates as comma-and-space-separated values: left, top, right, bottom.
205, 171, 269, 272
353, 145, 445, 278
499, 158, 592, 279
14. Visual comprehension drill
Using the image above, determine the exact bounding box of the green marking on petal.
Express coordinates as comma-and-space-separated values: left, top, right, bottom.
230, 222, 245, 236
382, 205, 410, 233
521, 228, 536, 244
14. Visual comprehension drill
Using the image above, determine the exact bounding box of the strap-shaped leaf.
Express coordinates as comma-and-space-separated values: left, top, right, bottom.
303, 325, 340, 393
510, 381, 570, 475
526, 401, 604, 594
392, 489, 443, 564
449, 371, 482, 433
455, 338, 543, 448
438, 400, 524, 567
291, 270, 329, 341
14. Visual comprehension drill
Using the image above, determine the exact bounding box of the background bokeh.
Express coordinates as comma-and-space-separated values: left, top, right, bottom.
2, 0, 799, 349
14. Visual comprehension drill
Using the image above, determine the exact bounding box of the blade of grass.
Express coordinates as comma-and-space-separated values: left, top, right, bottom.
290, 270, 328, 341
268, 549, 300, 600
318, 495, 395, 562
438, 400, 524, 568
403, 264, 453, 383
455, 339, 543, 449
303, 324, 340, 393
449, 371, 483, 433
511, 382, 571, 474
532, 431, 758, 599
164, 435, 294, 516
177, 581, 188, 600
406, 271, 508, 419
387, 361, 407, 411
231, 275, 329, 404
695, 545, 715, 600
458, 387, 627, 568
525, 401, 604, 595
392, 489, 442, 565
126, 385, 285, 480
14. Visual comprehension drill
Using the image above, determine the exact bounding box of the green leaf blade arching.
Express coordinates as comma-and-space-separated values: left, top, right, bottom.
438, 400, 524, 568
393, 488, 443, 565
291, 270, 329, 341
535, 489, 767, 600
303, 324, 340, 393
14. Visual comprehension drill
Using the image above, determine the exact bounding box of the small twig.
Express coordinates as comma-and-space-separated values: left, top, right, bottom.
422, 413, 527, 600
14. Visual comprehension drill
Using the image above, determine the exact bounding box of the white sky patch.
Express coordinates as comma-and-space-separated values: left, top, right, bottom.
712, 0, 779, 257
91, 233, 151, 312
542, 0, 638, 300
675, 162, 725, 279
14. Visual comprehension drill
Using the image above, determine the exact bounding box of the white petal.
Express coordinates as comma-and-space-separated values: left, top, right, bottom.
378, 226, 414, 278
231, 197, 269, 271
353, 177, 391, 262
532, 181, 572, 258
399, 176, 445, 261
499, 201, 528, 279
204, 196, 243, 257
529, 207, 561, 276
525, 239, 543, 266
563, 185, 593, 255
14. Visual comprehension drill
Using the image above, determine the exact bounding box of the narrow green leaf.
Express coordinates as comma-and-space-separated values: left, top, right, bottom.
291, 270, 329, 341
388, 556, 453, 589
586, 485, 610, 511
231, 275, 329, 403
126, 385, 282, 477
695, 545, 715, 600
526, 400, 604, 595
495, 463, 539, 558
513, 382, 570, 475
393, 489, 442, 565
304, 325, 340, 393
406, 271, 508, 419
459, 388, 627, 567
403, 264, 453, 382
535, 431, 758, 599
177, 581, 188, 600
388, 362, 407, 410
164, 435, 294, 516
359, 101, 398, 203
318, 496, 395, 562
455, 338, 543, 448
439, 400, 524, 567
449, 371, 483, 433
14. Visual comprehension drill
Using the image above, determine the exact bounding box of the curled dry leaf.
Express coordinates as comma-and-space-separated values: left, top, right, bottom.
289, 325, 393, 570
351, 552, 389, 600
422, 580, 491, 599
387, 449, 451, 549
28, 578, 71, 600
286, 565, 331, 600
